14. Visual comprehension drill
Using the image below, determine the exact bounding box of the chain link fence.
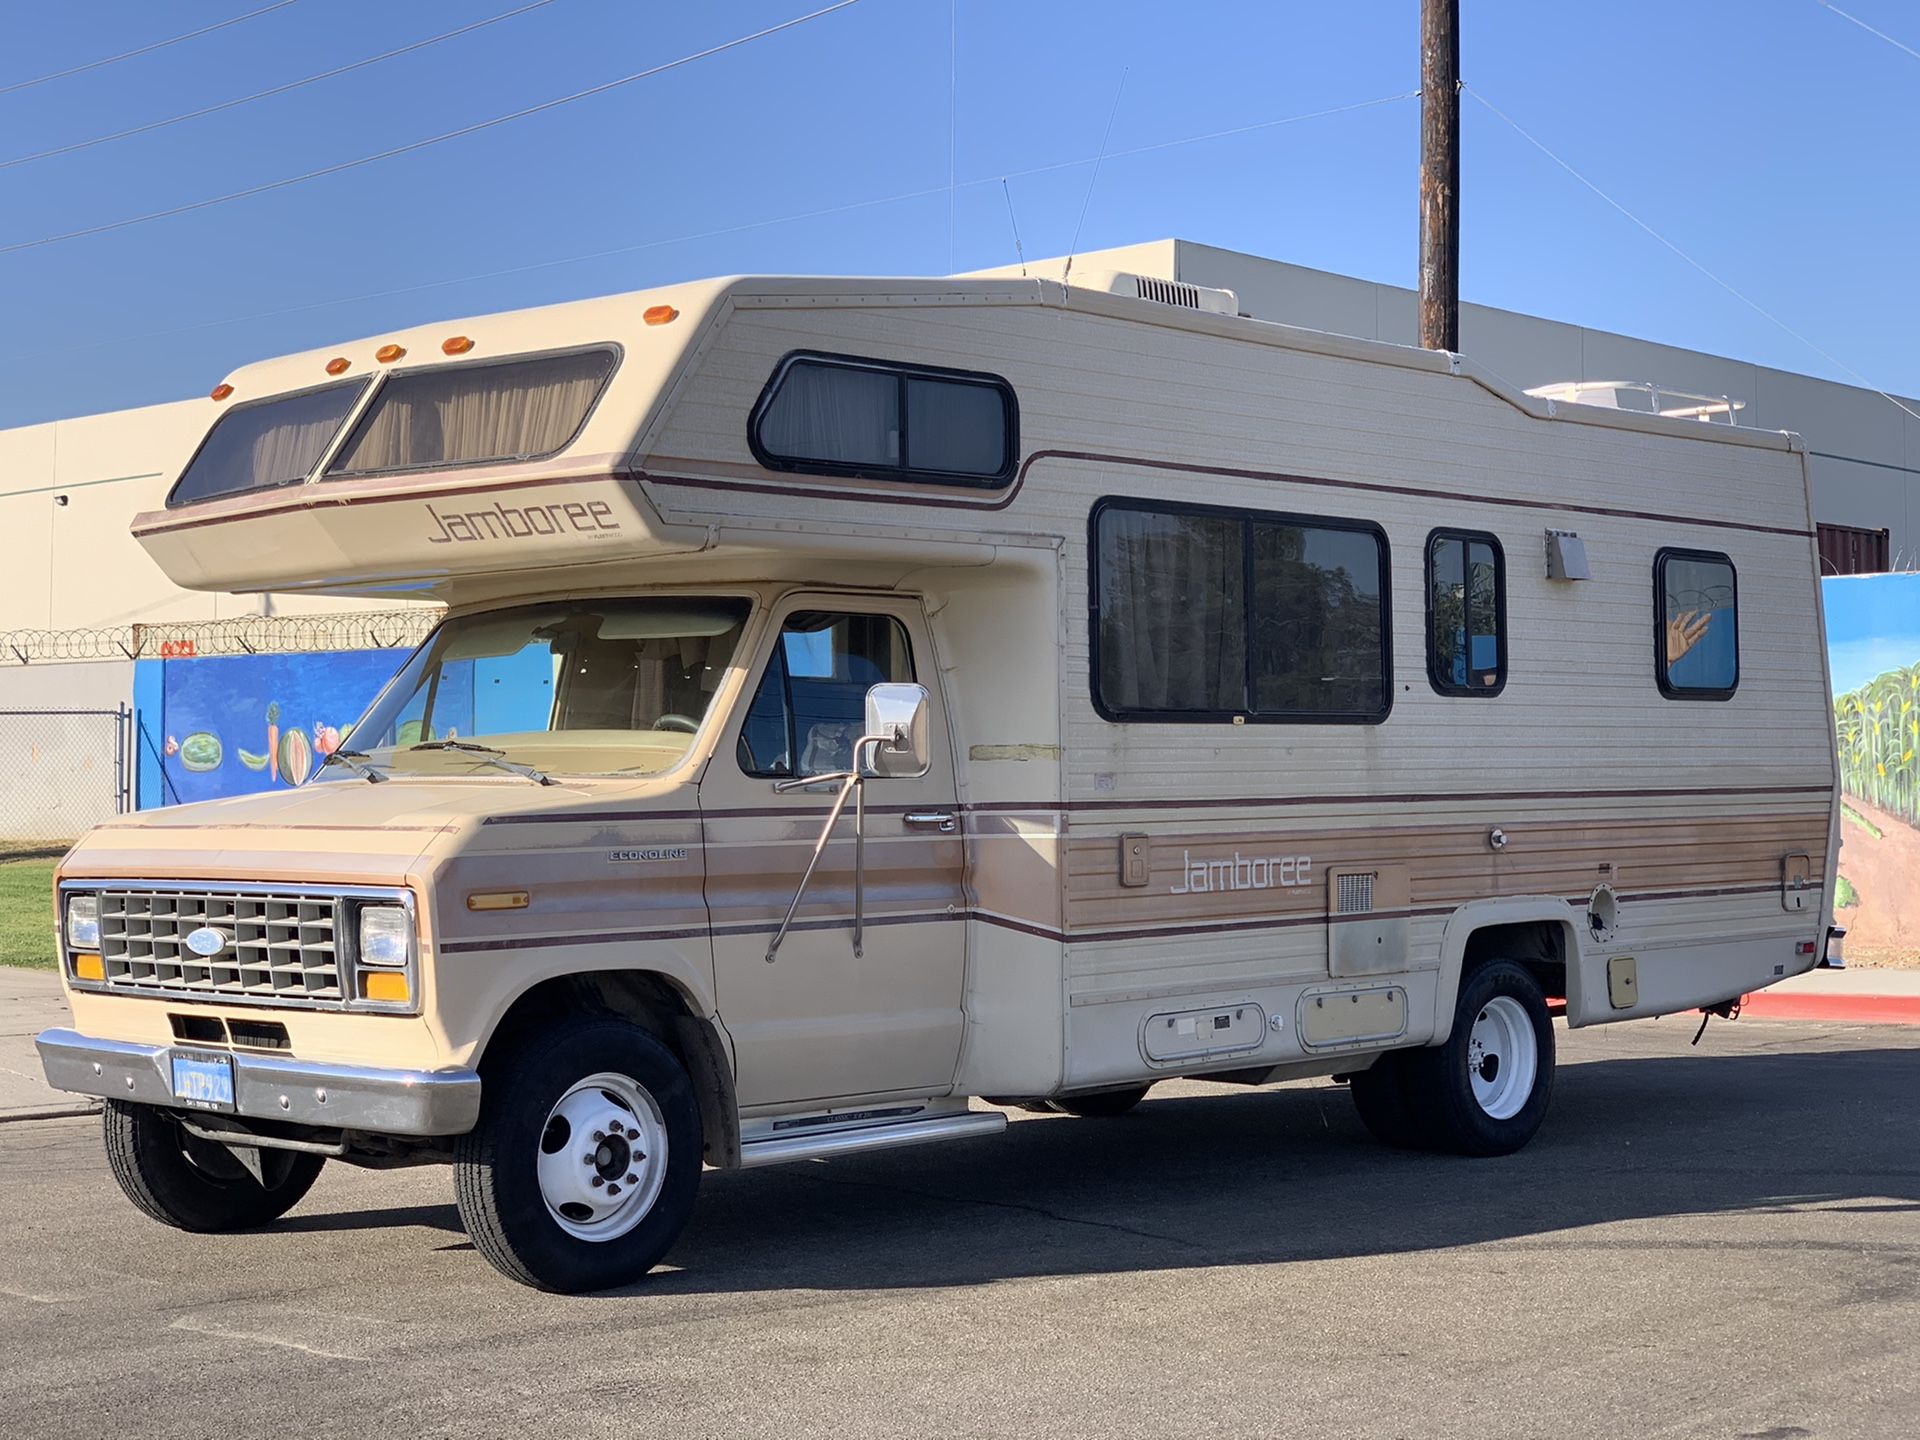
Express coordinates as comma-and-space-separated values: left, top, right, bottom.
0, 707, 130, 853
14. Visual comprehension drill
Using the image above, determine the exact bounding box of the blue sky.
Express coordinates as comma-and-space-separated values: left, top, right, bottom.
1824, 573, 1920, 695
1, 1, 1915, 428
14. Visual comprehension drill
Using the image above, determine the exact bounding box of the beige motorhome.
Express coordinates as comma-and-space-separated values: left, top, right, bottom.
38, 271, 1838, 1292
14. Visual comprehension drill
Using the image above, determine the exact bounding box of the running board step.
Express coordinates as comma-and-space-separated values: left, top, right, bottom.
738, 1110, 1006, 1169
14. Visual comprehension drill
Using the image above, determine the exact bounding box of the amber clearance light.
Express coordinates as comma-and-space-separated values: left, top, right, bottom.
375, 343, 406, 363
643, 305, 678, 326
441, 335, 474, 355
209, 383, 234, 401
325, 356, 351, 376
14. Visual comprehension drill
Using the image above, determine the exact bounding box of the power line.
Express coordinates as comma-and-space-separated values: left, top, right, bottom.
0, 2, 300, 97
0, 1, 862, 256
1464, 83, 1920, 425
43, 89, 1418, 357
0, 1, 560, 172
1815, 0, 1920, 63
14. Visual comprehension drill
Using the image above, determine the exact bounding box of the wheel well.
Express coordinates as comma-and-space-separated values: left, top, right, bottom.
482, 971, 740, 1169
1462, 920, 1569, 1002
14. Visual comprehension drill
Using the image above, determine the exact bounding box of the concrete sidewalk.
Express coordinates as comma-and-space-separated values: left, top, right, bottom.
0, 969, 92, 1123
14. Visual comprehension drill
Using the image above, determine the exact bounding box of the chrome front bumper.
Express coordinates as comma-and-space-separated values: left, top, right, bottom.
35, 1028, 482, 1138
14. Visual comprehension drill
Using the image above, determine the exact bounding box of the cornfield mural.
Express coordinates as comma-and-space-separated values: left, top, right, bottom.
1834, 667, 1920, 826
1824, 572, 1920, 965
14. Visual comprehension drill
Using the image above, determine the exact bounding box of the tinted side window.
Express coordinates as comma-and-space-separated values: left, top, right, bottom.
1091, 499, 1389, 723
1251, 521, 1388, 716
1657, 549, 1738, 698
738, 612, 915, 777
1427, 530, 1506, 696
169, 380, 369, 506
751, 353, 1016, 486
1093, 507, 1246, 714
327, 347, 618, 476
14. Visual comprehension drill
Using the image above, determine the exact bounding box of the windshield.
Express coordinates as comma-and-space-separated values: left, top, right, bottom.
322, 597, 750, 781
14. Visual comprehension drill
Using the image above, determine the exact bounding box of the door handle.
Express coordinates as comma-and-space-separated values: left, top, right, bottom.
904, 811, 957, 833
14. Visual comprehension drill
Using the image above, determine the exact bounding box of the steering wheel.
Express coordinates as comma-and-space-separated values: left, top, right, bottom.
654, 713, 699, 734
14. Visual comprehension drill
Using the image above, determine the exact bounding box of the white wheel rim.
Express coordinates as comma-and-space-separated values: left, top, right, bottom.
1466, 996, 1538, 1121
535, 1071, 668, 1242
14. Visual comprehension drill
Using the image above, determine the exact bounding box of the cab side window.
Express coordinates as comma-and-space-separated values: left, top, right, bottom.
738, 612, 915, 777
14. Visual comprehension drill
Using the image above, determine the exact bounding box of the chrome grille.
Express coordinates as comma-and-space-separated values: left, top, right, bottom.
99, 886, 344, 1004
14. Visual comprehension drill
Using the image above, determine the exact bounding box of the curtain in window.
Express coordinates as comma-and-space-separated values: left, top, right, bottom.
758, 363, 899, 467
1096, 509, 1245, 712
332, 351, 613, 474
246, 408, 354, 488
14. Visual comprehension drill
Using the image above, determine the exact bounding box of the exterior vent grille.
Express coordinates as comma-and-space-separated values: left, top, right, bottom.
98, 885, 345, 1006
1335, 872, 1377, 916
1136, 277, 1205, 309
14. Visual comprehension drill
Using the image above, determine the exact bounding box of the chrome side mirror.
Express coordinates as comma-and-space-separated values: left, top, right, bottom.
863, 682, 931, 779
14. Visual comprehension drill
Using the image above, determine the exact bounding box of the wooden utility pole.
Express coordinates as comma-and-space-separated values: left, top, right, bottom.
1419, 0, 1460, 352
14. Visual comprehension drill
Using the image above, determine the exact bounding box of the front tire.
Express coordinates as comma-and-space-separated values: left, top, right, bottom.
102, 1100, 324, 1231
454, 1017, 702, 1293
1404, 959, 1555, 1156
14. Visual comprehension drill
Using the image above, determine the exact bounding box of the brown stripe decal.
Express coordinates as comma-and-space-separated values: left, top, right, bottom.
645, 448, 1815, 538
478, 783, 1831, 828
435, 880, 1805, 954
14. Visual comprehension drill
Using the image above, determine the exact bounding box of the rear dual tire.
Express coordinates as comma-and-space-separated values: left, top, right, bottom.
1350, 959, 1555, 1157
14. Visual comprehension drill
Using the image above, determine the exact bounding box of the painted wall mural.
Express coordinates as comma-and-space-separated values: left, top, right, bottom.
135, 649, 409, 807
1824, 573, 1920, 966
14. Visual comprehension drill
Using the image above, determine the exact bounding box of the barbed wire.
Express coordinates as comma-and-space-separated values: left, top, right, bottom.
0, 608, 441, 665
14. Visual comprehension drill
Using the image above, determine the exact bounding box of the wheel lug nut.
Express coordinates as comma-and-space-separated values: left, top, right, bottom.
591, 1175, 605, 1188
625, 1172, 637, 1184
592, 1130, 606, 1142
626, 1128, 639, 1140
606, 1184, 621, 1197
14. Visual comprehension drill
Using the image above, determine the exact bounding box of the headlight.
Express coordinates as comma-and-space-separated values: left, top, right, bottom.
65, 893, 100, 951
357, 904, 412, 967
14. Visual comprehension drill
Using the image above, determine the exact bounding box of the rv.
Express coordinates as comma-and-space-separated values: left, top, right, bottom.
38, 271, 1839, 1292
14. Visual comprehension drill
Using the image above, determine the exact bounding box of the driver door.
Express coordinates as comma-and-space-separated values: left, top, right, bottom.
701, 596, 968, 1110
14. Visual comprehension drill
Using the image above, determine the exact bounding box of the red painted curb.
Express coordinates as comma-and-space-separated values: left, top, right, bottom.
1740, 991, 1920, 1026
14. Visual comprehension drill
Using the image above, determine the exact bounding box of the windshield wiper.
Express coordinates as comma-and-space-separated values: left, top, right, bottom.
321, 747, 388, 783
409, 739, 554, 786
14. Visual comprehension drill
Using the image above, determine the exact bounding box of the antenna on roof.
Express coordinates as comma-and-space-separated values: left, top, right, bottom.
1062, 66, 1128, 288
1001, 178, 1028, 277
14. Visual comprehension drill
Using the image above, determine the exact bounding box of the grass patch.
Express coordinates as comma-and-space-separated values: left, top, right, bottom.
1835, 874, 1861, 909
1841, 803, 1884, 840
0, 860, 58, 969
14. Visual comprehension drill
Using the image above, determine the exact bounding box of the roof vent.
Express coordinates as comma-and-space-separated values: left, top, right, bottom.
1526, 380, 1747, 426
1072, 269, 1238, 316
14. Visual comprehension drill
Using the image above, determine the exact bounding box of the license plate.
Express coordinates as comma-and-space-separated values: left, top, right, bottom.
169, 1050, 235, 1112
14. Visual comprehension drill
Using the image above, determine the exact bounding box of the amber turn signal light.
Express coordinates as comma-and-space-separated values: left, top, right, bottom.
466, 890, 529, 912
209, 383, 234, 401
325, 357, 351, 376
441, 335, 474, 355
72, 953, 104, 982
361, 970, 411, 1004
375, 343, 406, 363
643, 305, 678, 326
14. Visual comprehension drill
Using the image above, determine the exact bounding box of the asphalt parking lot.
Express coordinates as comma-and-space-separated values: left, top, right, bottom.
1, 1015, 1915, 1440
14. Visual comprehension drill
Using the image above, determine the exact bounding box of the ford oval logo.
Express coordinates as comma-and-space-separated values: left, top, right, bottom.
184, 926, 229, 958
